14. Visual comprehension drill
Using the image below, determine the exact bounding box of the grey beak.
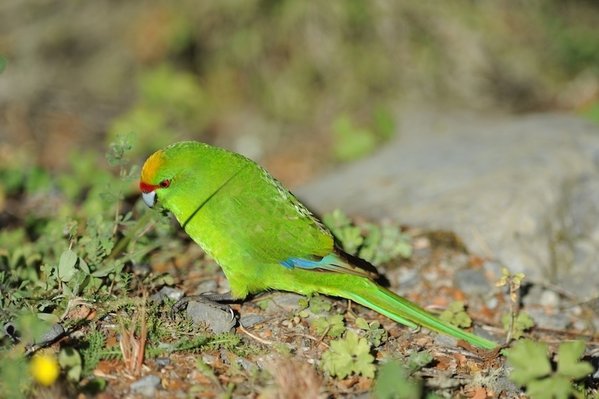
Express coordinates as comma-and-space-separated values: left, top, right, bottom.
142, 191, 156, 208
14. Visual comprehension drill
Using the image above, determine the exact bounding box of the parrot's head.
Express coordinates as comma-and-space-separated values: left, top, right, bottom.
140, 141, 246, 220
139, 148, 174, 208
139, 141, 227, 213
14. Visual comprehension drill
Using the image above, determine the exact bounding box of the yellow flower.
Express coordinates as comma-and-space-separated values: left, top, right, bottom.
30, 353, 60, 386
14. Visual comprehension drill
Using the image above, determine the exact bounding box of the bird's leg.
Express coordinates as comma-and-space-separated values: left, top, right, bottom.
171, 292, 237, 321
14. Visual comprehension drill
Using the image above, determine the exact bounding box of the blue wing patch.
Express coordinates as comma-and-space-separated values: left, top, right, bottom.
280, 254, 338, 270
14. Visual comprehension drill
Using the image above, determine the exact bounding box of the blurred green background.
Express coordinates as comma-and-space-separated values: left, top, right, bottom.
1, 0, 598, 186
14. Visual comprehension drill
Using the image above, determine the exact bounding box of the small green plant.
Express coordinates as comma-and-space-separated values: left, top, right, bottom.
323, 209, 412, 265
306, 294, 333, 314
58, 347, 83, 383
439, 301, 472, 329
332, 115, 378, 162
501, 312, 535, 340
332, 107, 396, 162
374, 360, 421, 399
322, 210, 364, 254
496, 268, 530, 343
321, 331, 375, 379
374, 352, 433, 399
355, 317, 388, 347
311, 314, 346, 338
80, 329, 109, 376
504, 339, 592, 399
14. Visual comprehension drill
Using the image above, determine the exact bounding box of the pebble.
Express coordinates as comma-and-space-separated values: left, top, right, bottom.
150, 287, 184, 304
186, 301, 236, 333
130, 375, 161, 397
36, 323, 65, 345
240, 314, 265, 328
434, 334, 458, 348
264, 293, 304, 313
539, 290, 560, 308
194, 280, 218, 294
155, 357, 170, 369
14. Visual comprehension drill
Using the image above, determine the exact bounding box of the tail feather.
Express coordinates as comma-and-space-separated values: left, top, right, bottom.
342, 280, 497, 350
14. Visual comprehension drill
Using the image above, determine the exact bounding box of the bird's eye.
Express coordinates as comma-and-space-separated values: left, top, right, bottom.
159, 179, 171, 188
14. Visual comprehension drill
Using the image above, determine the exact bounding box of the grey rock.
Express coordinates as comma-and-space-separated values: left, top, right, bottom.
130, 375, 161, 397
298, 111, 599, 299
186, 301, 236, 333
37, 323, 65, 345
240, 314, 266, 328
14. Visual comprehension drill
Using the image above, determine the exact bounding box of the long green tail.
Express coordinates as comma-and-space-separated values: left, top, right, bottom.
340, 279, 497, 349
266, 265, 497, 349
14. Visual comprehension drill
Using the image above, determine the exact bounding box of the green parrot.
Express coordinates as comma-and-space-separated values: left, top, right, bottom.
140, 141, 497, 350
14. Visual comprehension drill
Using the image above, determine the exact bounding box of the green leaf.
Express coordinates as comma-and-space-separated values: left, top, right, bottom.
58, 249, 78, 282
502, 312, 535, 340
526, 375, 574, 399
504, 339, 551, 386
311, 315, 346, 338
0, 55, 6, 73
556, 340, 593, 379
439, 301, 472, 328
321, 331, 375, 379
406, 351, 433, 373
355, 317, 370, 330
58, 347, 82, 382
309, 295, 332, 314
355, 318, 388, 347
374, 360, 421, 399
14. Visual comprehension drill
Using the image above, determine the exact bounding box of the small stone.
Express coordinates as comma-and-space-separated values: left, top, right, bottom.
485, 296, 499, 309
236, 357, 254, 371
131, 263, 151, 276
194, 280, 218, 294
264, 293, 305, 313
130, 375, 161, 397
155, 357, 170, 369
434, 333, 458, 348
454, 269, 490, 297
240, 314, 265, 328
202, 354, 215, 365
150, 287, 183, 304
36, 323, 65, 345
186, 301, 236, 333
539, 290, 560, 308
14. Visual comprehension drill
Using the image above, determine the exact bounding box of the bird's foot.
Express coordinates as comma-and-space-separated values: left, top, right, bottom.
171, 292, 236, 322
